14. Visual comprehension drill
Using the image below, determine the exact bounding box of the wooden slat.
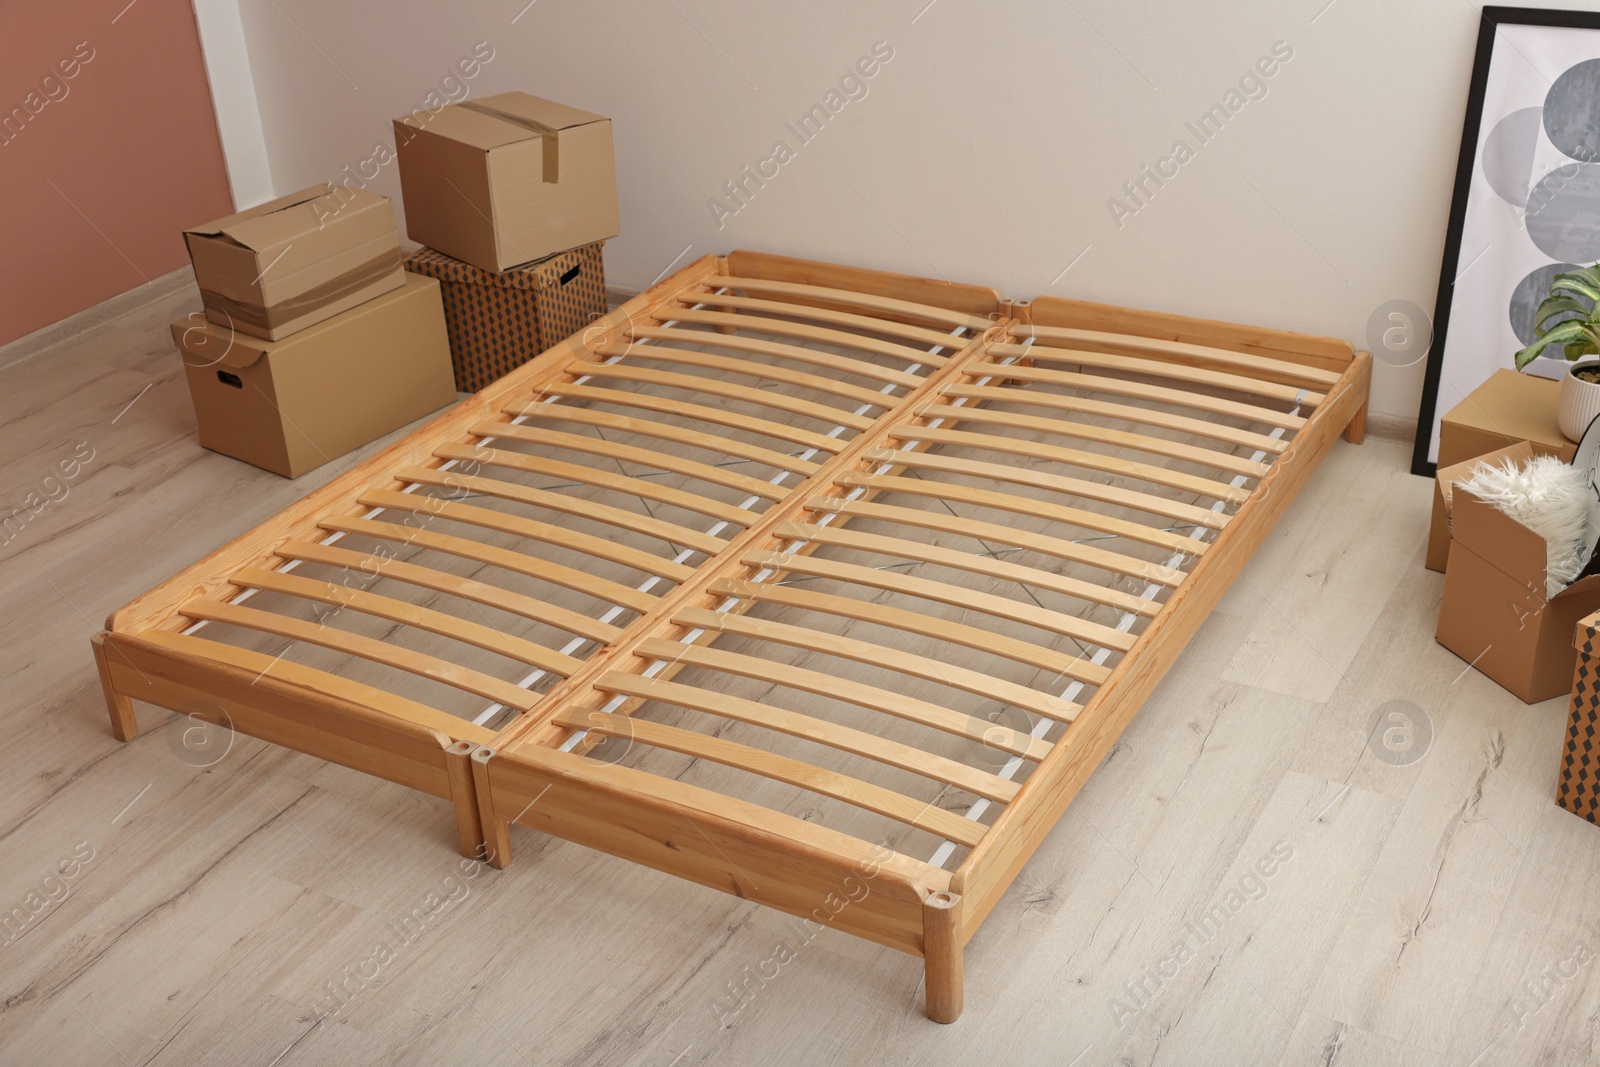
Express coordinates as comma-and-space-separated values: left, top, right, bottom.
716, 275, 992, 331
675, 293, 958, 350
178, 600, 544, 711
771, 521, 1159, 618
806, 498, 1187, 586
432, 443, 765, 526
837, 471, 1211, 557
102, 253, 727, 637
926, 402, 1270, 479
397, 467, 727, 556
567, 361, 877, 432
708, 577, 1111, 686
1009, 323, 1343, 387
316, 515, 658, 613
557, 707, 989, 848
632, 637, 1054, 760
589, 672, 1020, 804
643, 308, 946, 369
620, 325, 926, 386
988, 341, 1322, 405
231, 566, 585, 677
499, 402, 817, 478
884, 424, 1249, 504
742, 549, 1137, 653
973, 359, 1308, 431
524, 382, 851, 457
864, 447, 1228, 530
276, 539, 623, 644
941, 383, 1287, 454
466, 422, 789, 502
597, 341, 895, 406
359, 489, 698, 583
135, 629, 494, 743
672, 606, 1083, 724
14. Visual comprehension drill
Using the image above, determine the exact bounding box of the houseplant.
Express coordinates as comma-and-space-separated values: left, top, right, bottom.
1514, 263, 1600, 441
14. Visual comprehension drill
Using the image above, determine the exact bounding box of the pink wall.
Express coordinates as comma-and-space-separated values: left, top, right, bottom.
0, 1, 234, 347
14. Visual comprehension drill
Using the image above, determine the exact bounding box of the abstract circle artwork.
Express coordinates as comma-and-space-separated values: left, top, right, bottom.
1418, 13, 1600, 474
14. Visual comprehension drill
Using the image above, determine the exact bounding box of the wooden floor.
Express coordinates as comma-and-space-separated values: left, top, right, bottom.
3, 274, 1598, 1066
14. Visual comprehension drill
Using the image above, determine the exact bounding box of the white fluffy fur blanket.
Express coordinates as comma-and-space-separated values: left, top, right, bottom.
1460, 455, 1590, 596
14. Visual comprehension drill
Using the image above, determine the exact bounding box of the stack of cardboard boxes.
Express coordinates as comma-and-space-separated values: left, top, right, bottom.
174, 185, 457, 478
172, 91, 617, 477
393, 92, 616, 392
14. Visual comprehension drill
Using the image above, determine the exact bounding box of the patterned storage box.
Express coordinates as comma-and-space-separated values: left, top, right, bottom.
1558, 612, 1600, 824
403, 242, 607, 393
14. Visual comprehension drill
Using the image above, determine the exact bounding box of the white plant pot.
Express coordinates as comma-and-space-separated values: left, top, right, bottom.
1559, 361, 1600, 442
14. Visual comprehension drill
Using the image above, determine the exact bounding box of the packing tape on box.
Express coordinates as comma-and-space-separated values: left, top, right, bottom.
456, 101, 561, 182
199, 248, 404, 332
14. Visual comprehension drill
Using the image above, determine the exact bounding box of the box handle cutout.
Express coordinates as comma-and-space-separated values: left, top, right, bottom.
217, 370, 243, 389
559, 264, 581, 286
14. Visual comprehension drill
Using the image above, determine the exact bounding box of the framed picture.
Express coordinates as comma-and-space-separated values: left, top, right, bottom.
1415, 5, 1600, 475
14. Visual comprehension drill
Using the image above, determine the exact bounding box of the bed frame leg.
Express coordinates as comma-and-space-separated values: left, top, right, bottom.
92, 634, 139, 741
1343, 402, 1368, 445
445, 740, 485, 859
470, 746, 512, 869
922, 889, 964, 1024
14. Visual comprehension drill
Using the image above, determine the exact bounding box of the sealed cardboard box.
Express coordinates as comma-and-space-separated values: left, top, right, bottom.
1557, 611, 1600, 825
184, 184, 405, 341
403, 241, 606, 392
394, 92, 618, 272
1426, 370, 1573, 571
171, 274, 456, 478
1435, 442, 1600, 702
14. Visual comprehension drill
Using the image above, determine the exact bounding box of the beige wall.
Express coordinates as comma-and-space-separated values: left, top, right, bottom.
0, 1, 233, 348
212, 0, 1600, 419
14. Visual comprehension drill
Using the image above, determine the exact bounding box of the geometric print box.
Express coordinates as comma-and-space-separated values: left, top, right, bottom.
1559, 612, 1600, 825
404, 242, 606, 393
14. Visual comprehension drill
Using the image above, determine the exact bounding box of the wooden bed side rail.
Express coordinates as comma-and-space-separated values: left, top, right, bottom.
95, 631, 492, 855
722, 249, 1006, 326
947, 350, 1373, 938
476, 743, 950, 956
103, 254, 727, 638
1016, 294, 1359, 375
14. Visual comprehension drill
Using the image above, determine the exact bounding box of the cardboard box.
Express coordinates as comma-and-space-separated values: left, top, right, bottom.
183, 184, 406, 341
1427, 369, 1574, 571
403, 241, 606, 392
1435, 442, 1600, 702
171, 273, 456, 478
393, 92, 618, 272
1557, 611, 1600, 825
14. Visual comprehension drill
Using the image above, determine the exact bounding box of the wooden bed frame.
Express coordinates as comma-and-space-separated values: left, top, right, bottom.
96, 250, 1370, 1022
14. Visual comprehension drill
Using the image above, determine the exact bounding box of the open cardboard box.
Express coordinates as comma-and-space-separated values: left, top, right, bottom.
1436, 440, 1600, 702
1426, 369, 1574, 571
184, 184, 405, 340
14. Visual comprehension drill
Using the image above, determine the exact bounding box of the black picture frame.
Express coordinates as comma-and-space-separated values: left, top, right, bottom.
1414, 5, 1600, 476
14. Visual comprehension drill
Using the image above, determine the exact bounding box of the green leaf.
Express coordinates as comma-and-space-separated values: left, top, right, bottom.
1516, 319, 1591, 368
1551, 272, 1600, 303
1533, 293, 1590, 328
